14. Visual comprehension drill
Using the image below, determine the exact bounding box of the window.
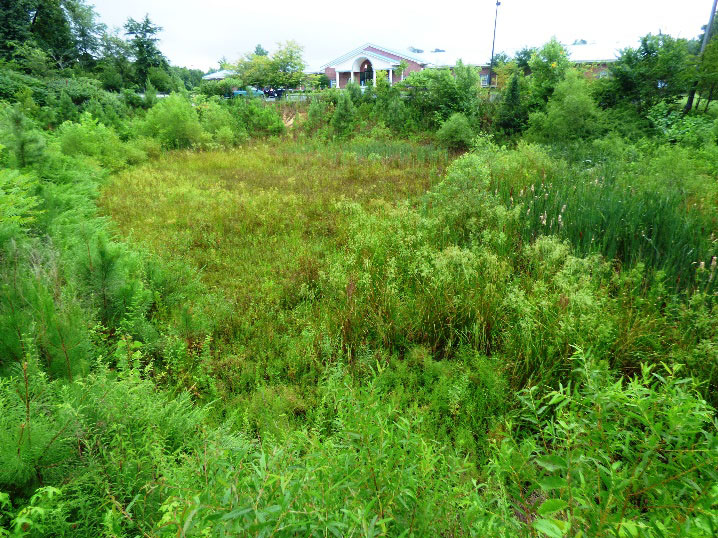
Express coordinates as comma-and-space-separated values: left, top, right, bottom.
480, 74, 489, 87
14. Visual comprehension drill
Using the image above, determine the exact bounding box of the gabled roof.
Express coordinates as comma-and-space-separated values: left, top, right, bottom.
202, 69, 237, 81
320, 43, 428, 69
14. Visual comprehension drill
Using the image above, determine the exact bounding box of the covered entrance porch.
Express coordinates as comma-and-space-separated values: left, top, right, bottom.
332, 55, 396, 88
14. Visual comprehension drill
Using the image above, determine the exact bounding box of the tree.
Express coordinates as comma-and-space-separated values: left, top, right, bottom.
98, 30, 135, 90
514, 46, 536, 75
330, 92, 356, 138
400, 61, 482, 129
29, 0, 76, 68
254, 44, 268, 56
124, 15, 167, 88
0, 0, 103, 68
527, 69, 604, 141
64, 0, 105, 68
233, 41, 306, 89
497, 72, 528, 135
0, 0, 37, 59
528, 38, 571, 107
696, 36, 718, 111
684, 6, 718, 113
270, 40, 305, 88
596, 34, 692, 113
1, 105, 46, 167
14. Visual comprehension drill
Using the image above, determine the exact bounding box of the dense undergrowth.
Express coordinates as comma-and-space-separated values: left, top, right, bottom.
2, 24, 718, 537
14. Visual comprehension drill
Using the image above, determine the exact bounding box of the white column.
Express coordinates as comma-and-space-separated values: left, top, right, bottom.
335, 70, 339, 88
372, 69, 376, 86
389, 68, 393, 85
350, 71, 354, 84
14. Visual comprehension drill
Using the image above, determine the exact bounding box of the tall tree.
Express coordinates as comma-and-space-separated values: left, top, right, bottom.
497, 72, 528, 135
528, 38, 570, 107
598, 34, 692, 113
0, 0, 104, 68
0, 0, 36, 59
65, 0, 105, 68
233, 41, 306, 88
29, 0, 76, 68
124, 14, 167, 87
270, 40, 305, 88
254, 44, 268, 56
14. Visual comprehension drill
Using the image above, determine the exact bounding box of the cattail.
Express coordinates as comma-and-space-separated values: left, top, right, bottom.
540, 212, 547, 226
531, 184, 535, 193
527, 207, 531, 216
519, 188, 525, 197
711, 256, 717, 270
699, 261, 705, 270
510, 196, 514, 205
561, 204, 566, 213
544, 192, 549, 200
558, 214, 563, 227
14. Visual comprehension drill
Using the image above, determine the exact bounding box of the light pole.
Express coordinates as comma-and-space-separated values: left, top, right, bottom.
489, 1, 501, 90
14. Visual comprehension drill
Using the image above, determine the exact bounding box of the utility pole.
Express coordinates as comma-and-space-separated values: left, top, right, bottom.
683, 0, 718, 113
489, 1, 501, 90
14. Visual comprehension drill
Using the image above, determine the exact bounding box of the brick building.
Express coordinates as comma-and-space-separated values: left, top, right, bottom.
320, 42, 620, 90
321, 44, 428, 88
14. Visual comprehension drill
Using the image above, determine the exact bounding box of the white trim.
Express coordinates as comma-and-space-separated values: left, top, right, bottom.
320, 42, 427, 70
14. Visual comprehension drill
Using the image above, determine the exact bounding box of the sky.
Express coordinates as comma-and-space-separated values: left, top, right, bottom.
89, 0, 716, 72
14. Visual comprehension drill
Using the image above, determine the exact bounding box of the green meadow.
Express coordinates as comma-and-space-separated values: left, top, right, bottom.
2, 11, 718, 535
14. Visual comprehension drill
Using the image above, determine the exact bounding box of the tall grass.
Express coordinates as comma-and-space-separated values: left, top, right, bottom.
485, 140, 718, 294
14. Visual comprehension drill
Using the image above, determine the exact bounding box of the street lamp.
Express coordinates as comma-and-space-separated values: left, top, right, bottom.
489, 1, 501, 90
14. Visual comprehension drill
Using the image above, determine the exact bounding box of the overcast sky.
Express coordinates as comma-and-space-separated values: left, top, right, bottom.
90, 0, 716, 72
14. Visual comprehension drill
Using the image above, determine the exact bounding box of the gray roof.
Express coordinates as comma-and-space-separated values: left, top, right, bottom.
202, 69, 237, 81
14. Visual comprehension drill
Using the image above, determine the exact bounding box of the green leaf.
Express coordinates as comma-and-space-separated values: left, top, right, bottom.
537, 499, 568, 516
535, 455, 568, 471
538, 476, 568, 491
533, 518, 567, 538
221, 507, 253, 520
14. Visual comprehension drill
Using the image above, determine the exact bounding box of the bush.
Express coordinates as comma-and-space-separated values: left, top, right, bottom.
436, 112, 474, 150
527, 70, 604, 142
648, 102, 718, 147
330, 92, 356, 138
141, 94, 205, 149
0, 105, 45, 168
230, 98, 285, 137
58, 113, 133, 170
474, 353, 718, 536
305, 97, 331, 133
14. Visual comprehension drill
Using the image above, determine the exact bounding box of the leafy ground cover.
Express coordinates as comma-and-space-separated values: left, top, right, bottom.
91, 138, 718, 536
2, 16, 718, 535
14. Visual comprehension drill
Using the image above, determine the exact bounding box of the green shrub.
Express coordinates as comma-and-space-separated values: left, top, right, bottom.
197, 98, 234, 135
0, 105, 45, 168
345, 80, 363, 104
230, 98, 285, 137
496, 72, 528, 135
436, 112, 475, 150
330, 92, 356, 138
527, 70, 604, 142
305, 97, 330, 133
58, 113, 130, 170
648, 102, 718, 147
141, 94, 205, 149
474, 352, 718, 536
